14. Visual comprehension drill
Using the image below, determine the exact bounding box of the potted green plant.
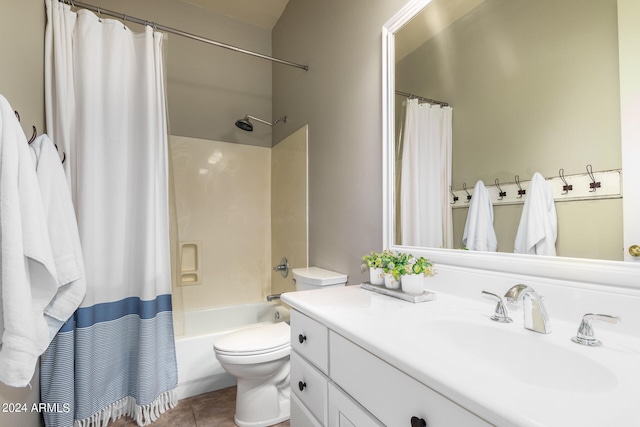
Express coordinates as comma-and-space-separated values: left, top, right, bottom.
381, 251, 408, 289
361, 250, 392, 285
400, 255, 434, 295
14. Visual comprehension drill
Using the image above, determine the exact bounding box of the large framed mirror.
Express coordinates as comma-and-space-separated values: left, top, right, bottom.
382, 0, 640, 288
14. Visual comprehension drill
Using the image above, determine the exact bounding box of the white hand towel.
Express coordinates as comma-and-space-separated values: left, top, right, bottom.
514, 172, 557, 255
0, 95, 57, 387
30, 134, 86, 339
462, 180, 497, 252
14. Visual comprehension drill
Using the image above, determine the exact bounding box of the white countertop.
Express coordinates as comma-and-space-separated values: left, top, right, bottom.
282, 285, 640, 427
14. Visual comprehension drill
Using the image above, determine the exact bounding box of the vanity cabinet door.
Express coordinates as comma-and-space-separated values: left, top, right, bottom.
291, 309, 329, 374
291, 393, 323, 427
328, 382, 384, 427
329, 332, 492, 427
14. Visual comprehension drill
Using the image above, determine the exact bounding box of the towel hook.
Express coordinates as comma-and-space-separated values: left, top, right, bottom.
494, 178, 506, 200
449, 186, 459, 204
559, 168, 572, 195
515, 175, 526, 198
27, 125, 37, 144
586, 164, 600, 192
462, 183, 472, 202
15, 110, 37, 143
97, 7, 102, 22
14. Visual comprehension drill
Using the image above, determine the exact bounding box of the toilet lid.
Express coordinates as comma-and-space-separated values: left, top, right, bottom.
214, 322, 290, 355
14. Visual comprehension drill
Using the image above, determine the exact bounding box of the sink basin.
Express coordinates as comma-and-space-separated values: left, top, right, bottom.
424, 320, 618, 393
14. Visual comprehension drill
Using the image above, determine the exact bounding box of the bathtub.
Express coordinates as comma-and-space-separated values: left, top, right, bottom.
174, 301, 290, 400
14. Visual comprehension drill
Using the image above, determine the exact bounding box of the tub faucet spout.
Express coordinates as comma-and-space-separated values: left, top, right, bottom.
504, 284, 551, 334
266, 293, 282, 302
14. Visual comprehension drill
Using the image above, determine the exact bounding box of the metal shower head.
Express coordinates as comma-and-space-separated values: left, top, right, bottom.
235, 116, 254, 132
235, 114, 287, 132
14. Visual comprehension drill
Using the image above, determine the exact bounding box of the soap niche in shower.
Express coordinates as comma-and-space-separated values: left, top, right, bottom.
180, 241, 202, 286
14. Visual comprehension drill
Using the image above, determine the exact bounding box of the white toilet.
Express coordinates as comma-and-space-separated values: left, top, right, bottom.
213, 267, 347, 427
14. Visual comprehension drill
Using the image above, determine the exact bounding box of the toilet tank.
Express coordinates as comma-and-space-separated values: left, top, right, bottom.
292, 267, 348, 291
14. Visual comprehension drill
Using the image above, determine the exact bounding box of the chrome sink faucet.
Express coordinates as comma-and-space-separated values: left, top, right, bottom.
504, 284, 551, 334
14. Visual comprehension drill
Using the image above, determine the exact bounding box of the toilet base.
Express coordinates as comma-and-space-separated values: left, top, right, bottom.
233, 360, 290, 427
234, 396, 290, 427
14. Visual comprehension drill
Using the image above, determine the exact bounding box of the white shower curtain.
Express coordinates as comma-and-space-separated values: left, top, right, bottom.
41, 1, 177, 426
400, 98, 453, 248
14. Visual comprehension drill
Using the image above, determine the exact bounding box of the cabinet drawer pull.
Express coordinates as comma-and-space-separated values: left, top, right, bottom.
411, 416, 427, 427
298, 334, 307, 344
298, 381, 307, 392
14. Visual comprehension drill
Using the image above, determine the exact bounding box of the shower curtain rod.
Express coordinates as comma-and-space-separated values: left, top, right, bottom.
396, 90, 449, 107
59, 0, 309, 71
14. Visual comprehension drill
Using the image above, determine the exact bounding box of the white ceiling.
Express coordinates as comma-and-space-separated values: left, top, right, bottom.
179, 0, 290, 30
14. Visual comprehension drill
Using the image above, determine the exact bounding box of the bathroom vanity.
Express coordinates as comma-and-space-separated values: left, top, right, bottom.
282, 278, 640, 427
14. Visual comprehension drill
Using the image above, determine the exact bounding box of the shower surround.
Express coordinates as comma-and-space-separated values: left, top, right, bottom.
169, 129, 307, 397
171, 135, 273, 311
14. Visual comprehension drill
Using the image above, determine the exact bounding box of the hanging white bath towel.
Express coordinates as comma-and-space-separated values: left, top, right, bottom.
514, 172, 557, 255
0, 94, 58, 387
30, 134, 86, 340
462, 180, 497, 252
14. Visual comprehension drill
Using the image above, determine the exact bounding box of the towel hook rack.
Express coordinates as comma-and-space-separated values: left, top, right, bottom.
586, 164, 600, 192
559, 168, 572, 195
462, 183, 472, 202
494, 178, 506, 200
515, 175, 526, 198
449, 186, 459, 204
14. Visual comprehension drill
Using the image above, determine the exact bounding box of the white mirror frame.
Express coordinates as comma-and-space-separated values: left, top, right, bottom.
382, 0, 640, 290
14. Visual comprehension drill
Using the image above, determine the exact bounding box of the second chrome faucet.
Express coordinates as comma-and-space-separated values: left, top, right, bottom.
485, 284, 551, 334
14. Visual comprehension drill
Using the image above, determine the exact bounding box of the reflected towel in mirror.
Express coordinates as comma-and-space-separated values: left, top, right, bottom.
462, 180, 497, 252
514, 172, 557, 256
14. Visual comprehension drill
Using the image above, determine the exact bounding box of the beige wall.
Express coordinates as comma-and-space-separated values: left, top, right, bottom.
271, 126, 309, 295
0, 0, 45, 133
396, 0, 623, 260
273, 0, 408, 283
0, 1, 45, 425
171, 136, 272, 312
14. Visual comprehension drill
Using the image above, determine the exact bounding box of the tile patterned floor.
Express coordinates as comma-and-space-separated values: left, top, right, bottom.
108, 386, 290, 427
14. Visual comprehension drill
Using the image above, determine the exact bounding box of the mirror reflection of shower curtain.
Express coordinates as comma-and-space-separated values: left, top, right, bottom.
399, 99, 453, 248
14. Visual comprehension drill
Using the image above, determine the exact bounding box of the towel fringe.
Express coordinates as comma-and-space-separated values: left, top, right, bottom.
74, 389, 178, 427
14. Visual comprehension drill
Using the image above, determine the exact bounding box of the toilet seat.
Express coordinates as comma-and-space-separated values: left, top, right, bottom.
214, 322, 291, 364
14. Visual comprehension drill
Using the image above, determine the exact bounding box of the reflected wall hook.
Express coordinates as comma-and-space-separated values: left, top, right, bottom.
449, 186, 458, 204
586, 164, 600, 192
494, 178, 506, 200
14, 110, 20, 122
559, 168, 572, 195
462, 183, 472, 202
515, 175, 526, 198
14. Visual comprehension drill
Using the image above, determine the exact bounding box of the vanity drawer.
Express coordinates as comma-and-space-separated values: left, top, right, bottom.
291, 309, 329, 373
329, 332, 492, 427
291, 350, 329, 425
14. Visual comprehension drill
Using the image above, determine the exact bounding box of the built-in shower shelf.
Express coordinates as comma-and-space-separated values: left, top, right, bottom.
180, 241, 201, 286
450, 169, 621, 208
